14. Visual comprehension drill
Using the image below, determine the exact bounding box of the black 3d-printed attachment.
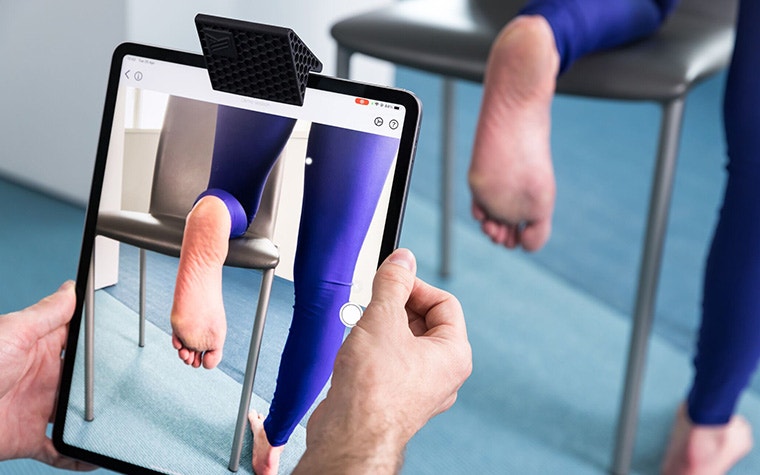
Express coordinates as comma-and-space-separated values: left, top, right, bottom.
195, 14, 323, 106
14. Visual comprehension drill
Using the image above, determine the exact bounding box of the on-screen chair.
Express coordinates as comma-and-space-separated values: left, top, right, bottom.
331, 1, 737, 473
84, 95, 283, 471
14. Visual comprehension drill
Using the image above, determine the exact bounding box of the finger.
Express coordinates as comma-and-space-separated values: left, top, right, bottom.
406, 278, 468, 341
359, 249, 417, 325
406, 280, 472, 398
38, 439, 98, 471
6, 281, 76, 342
366, 248, 417, 310
48, 454, 99, 472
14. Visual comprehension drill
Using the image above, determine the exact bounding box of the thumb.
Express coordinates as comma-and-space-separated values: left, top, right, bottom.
7, 281, 76, 342
365, 248, 417, 322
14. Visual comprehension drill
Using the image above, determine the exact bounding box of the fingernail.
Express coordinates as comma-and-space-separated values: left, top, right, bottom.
387, 248, 415, 272
58, 280, 75, 292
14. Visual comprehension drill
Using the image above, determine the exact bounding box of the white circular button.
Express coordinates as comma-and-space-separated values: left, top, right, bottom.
339, 302, 364, 327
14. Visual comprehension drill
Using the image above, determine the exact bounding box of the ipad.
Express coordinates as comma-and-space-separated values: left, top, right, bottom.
53, 42, 420, 474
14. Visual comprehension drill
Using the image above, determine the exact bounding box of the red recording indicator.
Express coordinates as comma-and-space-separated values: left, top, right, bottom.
355, 98, 369, 105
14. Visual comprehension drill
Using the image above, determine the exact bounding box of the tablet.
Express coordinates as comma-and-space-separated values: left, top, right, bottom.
53, 41, 420, 474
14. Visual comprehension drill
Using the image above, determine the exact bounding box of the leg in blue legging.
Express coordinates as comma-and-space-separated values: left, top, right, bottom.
263, 124, 399, 444
171, 105, 295, 370
248, 124, 399, 474
469, 0, 677, 251
661, 1, 759, 472
170, 105, 399, 472
690, 0, 760, 424
200, 106, 297, 236
521, 0, 677, 73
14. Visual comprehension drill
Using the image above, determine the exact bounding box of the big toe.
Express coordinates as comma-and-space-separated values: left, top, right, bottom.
519, 218, 552, 252
201, 349, 223, 369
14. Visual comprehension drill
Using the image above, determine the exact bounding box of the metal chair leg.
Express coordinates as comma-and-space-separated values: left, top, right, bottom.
85, 251, 95, 421
139, 248, 146, 347
440, 78, 455, 278
610, 96, 686, 475
336, 45, 353, 79
229, 268, 276, 472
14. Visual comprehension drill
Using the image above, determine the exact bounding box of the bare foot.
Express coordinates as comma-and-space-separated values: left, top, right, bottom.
250, 410, 284, 475
468, 15, 560, 251
661, 404, 753, 475
170, 196, 230, 369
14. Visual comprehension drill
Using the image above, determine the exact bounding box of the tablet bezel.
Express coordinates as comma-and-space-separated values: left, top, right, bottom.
52, 41, 420, 474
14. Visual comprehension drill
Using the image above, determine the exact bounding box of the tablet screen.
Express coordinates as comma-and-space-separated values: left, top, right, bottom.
54, 43, 419, 475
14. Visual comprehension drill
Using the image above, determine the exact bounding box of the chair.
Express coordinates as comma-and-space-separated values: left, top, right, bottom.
332, 1, 737, 473
84, 96, 284, 471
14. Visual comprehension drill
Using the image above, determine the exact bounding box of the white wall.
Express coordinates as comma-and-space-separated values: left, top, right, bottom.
126, 0, 393, 82
0, 1, 394, 205
0, 1, 126, 204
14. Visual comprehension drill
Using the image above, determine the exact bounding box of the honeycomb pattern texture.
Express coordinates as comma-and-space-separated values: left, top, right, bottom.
196, 14, 322, 106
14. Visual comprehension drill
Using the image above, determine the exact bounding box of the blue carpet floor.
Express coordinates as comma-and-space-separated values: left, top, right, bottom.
102, 244, 323, 405
62, 290, 305, 475
3, 67, 760, 474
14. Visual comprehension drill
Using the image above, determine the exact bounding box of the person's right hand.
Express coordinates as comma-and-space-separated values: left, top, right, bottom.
296, 248, 472, 474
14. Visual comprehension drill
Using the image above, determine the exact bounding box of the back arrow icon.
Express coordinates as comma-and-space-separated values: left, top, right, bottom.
125, 70, 130, 79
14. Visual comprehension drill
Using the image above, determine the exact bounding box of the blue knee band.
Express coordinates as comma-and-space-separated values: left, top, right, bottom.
195, 188, 249, 238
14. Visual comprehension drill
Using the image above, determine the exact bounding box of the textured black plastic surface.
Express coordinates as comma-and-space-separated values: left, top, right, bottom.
196, 14, 322, 106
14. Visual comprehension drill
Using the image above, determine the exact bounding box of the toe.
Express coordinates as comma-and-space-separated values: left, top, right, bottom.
202, 349, 223, 369
172, 333, 182, 350
178, 347, 191, 364
472, 201, 487, 221
520, 218, 551, 252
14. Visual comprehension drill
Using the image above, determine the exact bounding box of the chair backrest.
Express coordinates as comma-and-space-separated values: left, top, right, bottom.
149, 96, 284, 240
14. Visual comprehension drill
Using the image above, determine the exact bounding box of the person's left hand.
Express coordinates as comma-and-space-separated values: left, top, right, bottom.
0, 281, 94, 469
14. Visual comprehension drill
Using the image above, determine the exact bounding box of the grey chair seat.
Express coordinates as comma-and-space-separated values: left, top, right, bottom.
331, 0, 736, 100
97, 211, 279, 269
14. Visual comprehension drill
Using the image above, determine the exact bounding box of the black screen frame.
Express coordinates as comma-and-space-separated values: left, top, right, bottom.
52, 41, 420, 474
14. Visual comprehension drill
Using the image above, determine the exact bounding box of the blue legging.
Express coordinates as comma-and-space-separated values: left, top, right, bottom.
523, 0, 760, 424
521, 0, 678, 73
201, 107, 399, 445
689, 0, 760, 425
